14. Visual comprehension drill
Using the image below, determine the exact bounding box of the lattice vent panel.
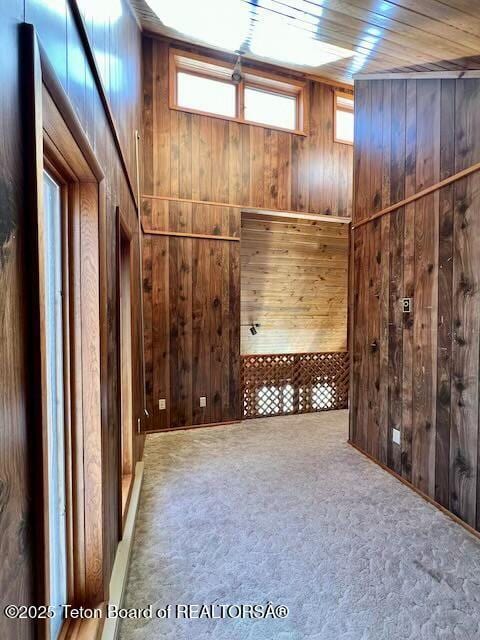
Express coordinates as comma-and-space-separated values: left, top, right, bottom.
242, 352, 349, 419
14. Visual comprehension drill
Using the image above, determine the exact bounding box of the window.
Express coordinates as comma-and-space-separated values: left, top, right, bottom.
244, 86, 296, 131
43, 170, 68, 639
177, 71, 236, 118
335, 91, 354, 145
170, 48, 306, 134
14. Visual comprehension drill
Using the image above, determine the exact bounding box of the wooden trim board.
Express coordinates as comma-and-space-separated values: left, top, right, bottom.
349, 441, 480, 543
142, 194, 351, 225
143, 228, 240, 242
353, 159, 480, 229
144, 420, 241, 435
355, 70, 480, 81
101, 461, 144, 640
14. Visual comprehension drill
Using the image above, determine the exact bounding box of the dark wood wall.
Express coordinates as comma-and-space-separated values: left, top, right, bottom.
0, 1, 143, 638
142, 202, 241, 430
350, 76, 480, 533
142, 37, 353, 219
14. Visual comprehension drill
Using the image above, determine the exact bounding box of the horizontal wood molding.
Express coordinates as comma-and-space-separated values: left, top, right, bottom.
353, 159, 480, 229
143, 194, 351, 225
144, 420, 241, 434
355, 70, 480, 81
143, 227, 240, 242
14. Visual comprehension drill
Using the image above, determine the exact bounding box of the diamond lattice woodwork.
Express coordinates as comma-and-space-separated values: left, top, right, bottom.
241, 352, 349, 419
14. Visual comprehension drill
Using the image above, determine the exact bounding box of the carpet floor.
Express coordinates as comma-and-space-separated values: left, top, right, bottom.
119, 411, 480, 640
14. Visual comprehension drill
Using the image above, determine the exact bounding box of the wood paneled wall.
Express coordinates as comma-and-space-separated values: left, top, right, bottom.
0, 2, 142, 638
141, 36, 352, 429
142, 202, 241, 430
350, 76, 480, 533
241, 213, 348, 354
142, 37, 353, 219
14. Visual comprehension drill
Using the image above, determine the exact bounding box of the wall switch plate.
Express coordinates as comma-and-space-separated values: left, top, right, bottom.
392, 428, 401, 445
158, 398, 166, 410
402, 297, 413, 313
199, 396, 207, 408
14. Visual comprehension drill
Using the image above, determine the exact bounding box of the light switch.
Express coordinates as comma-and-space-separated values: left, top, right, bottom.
200, 396, 207, 408
392, 428, 401, 445
158, 398, 166, 410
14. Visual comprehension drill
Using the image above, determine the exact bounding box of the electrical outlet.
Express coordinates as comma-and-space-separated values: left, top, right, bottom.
158, 398, 166, 410
199, 396, 207, 408
392, 428, 401, 445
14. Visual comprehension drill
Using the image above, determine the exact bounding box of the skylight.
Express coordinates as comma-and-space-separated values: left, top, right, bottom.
146, 0, 250, 51
146, 0, 355, 68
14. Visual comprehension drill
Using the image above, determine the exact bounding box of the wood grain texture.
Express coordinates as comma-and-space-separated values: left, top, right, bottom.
132, 0, 480, 85
241, 213, 348, 355
0, 6, 36, 640
0, 2, 143, 635
143, 209, 241, 431
351, 75, 480, 534
142, 38, 353, 220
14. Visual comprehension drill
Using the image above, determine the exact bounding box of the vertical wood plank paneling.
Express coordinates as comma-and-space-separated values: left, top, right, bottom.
352, 74, 480, 537
143, 38, 352, 219
229, 243, 241, 420
388, 80, 406, 474
191, 239, 210, 424
435, 79, 455, 508
412, 79, 440, 496
367, 80, 383, 459
379, 80, 392, 464
209, 240, 224, 424
143, 236, 153, 420
152, 236, 170, 429
450, 79, 480, 527
401, 79, 416, 481
143, 205, 241, 430
169, 238, 192, 428
154, 40, 170, 196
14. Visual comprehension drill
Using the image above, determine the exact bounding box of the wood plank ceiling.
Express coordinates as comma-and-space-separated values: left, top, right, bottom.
130, 0, 480, 84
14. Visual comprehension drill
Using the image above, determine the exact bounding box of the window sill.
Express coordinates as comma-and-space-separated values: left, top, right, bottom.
168, 103, 307, 137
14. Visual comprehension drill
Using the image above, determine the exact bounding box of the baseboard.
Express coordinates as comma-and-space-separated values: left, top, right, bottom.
144, 419, 241, 434
101, 460, 144, 640
348, 440, 480, 543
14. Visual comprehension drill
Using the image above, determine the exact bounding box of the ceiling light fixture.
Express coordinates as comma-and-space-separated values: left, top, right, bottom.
232, 53, 243, 84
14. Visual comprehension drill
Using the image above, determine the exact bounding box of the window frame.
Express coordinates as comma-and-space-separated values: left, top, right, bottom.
334, 89, 354, 146
169, 47, 307, 135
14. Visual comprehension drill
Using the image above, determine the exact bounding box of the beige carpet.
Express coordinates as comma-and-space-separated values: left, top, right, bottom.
120, 411, 480, 640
